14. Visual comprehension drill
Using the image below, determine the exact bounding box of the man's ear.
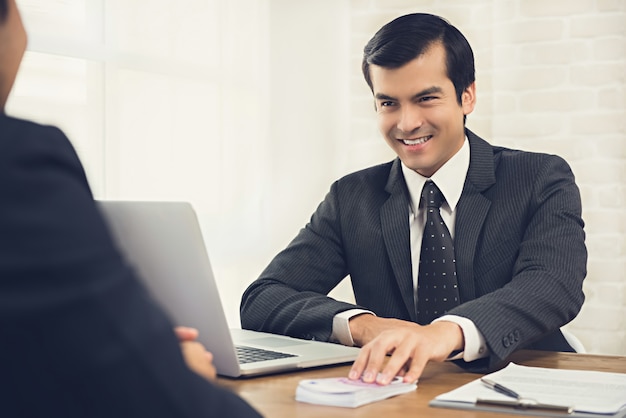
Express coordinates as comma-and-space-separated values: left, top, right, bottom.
461, 82, 476, 116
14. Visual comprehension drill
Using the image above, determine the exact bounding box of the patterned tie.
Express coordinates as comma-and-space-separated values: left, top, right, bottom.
416, 181, 460, 325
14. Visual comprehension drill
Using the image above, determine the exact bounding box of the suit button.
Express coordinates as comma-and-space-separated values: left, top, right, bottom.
502, 336, 510, 347
513, 330, 520, 341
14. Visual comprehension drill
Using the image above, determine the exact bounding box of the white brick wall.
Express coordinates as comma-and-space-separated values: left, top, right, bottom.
348, 0, 626, 355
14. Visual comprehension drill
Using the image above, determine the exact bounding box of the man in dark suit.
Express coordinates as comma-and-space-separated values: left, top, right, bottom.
240, 13, 586, 385
0, 0, 260, 416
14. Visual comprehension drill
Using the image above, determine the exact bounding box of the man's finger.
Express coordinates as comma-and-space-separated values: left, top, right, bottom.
401, 354, 428, 383
174, 326, 199, 341
348, 346, 371, 380
360, 337, 396, 383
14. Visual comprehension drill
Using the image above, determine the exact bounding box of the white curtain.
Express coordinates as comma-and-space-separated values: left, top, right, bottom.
8, 0, 356, 327
9, 0, 273, 326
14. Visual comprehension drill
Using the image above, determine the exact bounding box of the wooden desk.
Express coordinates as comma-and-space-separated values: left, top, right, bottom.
218, 350, 626, 417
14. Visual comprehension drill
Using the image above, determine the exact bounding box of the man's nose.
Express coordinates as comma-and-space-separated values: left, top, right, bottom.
396, 105, 423, 134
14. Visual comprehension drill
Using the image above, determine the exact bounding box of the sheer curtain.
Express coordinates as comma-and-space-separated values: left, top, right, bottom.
8, 0, 356, 327
8, 0, 272, 326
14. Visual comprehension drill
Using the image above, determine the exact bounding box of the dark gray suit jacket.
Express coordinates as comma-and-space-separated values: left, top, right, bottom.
241, 129, 587, 372
0, 114, 261, 417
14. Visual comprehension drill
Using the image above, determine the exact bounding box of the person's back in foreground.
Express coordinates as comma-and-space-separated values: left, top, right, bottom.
0, 1, 261, 416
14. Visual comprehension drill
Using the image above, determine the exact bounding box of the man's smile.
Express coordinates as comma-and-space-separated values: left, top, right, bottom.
399, 135, 432, 146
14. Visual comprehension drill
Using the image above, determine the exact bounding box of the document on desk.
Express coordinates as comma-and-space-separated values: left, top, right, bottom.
430, 363, 626, 417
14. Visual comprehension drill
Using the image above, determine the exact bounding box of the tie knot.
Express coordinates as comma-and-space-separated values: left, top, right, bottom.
421, 181, 443, 209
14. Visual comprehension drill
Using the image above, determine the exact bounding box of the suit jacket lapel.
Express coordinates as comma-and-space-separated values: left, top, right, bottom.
455, 130, 496, 302
380, 159, 416, 321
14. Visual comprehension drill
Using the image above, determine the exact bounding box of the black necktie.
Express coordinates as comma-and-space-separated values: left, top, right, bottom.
416, 181, 460, 325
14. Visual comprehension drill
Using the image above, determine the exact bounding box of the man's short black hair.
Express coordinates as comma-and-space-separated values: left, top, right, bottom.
362, 13, 475, 105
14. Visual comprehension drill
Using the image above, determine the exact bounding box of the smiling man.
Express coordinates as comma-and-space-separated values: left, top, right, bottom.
241, 13, 586, 385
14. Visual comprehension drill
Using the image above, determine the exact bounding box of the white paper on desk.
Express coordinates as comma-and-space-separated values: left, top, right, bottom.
434, 363, 626, 414
296, 375, 417, 408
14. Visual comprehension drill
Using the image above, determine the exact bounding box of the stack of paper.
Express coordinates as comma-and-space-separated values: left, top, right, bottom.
431, 363, 626, 417
296, 375, 417, 408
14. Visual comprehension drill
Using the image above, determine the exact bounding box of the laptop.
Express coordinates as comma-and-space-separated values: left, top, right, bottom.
96, 200, 360, 378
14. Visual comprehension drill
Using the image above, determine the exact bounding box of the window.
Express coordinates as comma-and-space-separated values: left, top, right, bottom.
10, 0, 269, 218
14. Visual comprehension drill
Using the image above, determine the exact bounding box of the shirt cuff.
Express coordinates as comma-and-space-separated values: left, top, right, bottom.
331, 309, 375, 346
433, 315, 489, 362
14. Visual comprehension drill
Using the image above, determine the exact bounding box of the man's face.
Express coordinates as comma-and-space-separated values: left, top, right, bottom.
369, 42, 475, 177
0, 0, 27, 111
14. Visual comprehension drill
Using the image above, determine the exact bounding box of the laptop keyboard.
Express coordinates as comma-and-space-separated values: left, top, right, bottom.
235, 345, 297, 364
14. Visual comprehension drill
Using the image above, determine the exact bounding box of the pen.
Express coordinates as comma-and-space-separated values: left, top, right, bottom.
475, 398, 575, 414
480, 378, 520, 399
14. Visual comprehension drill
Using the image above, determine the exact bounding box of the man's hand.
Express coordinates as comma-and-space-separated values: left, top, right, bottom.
174, 326, 201, 342
174, 326, 217, 381
348, 315, 463, 385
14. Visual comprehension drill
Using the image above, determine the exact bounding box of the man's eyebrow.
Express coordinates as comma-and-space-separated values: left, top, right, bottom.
412, 86, 443, 99
374, 93, 396, 101
374, 86, 444, 101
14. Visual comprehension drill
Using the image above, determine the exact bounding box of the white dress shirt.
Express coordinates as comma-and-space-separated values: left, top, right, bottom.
331, 138, 488, 362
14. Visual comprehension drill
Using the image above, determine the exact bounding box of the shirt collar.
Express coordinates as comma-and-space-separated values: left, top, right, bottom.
401, 137, 470, 215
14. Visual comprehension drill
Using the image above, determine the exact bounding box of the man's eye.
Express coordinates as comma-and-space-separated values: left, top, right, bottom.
419, 96, 436, 102
380, 101, 395, 107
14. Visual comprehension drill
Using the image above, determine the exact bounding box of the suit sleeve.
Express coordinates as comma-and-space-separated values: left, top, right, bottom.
0, 119, 261, 418
450, 154, 586, 371
240, 181, 363, 341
